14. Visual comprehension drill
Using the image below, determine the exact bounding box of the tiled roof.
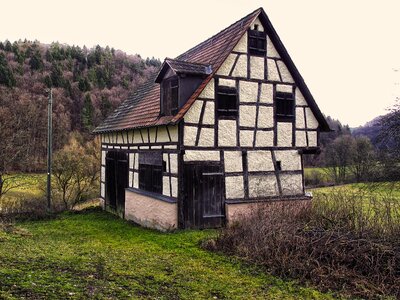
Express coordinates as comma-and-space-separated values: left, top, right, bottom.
94, 7, 330, 133
94, 8, 260, 133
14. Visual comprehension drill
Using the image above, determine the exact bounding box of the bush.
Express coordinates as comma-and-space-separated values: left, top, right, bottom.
205, 188, 400, 299
0, 197, 58, 221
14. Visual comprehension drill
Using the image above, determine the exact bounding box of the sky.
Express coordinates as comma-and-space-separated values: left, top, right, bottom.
1, 0, 400, 127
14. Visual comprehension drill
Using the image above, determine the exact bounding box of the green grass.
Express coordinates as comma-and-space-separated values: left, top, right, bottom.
0, 208, 334, 299
2, 173, 45, 201
310, 181, 400, 200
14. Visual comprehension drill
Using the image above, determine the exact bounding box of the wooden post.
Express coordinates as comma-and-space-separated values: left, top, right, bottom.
46, 88, 53, 211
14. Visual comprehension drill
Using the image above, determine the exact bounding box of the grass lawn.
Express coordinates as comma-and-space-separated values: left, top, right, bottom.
0, 208, 334, 300
1, 173, 45, 201
310, 181, 400, 200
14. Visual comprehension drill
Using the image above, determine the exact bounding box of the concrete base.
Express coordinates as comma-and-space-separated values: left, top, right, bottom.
225, 198, 311, 224
125, 189, 178, 231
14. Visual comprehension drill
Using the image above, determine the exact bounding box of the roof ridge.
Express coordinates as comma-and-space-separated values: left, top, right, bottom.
176, 7, 261, 61
165, 58, 210, 67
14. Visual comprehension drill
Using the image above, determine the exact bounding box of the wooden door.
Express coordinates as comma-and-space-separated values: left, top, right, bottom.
105, 151, 128, 217
183, 163, 225, 229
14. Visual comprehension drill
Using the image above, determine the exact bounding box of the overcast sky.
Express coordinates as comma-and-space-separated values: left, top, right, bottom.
2, 0, 400, 127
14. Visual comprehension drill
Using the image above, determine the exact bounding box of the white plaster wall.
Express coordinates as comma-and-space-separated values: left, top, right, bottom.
202, 102, 215, 125
169, 154, 178, 174
101, 183, 105, 198
101, 166, 105, 182
251, 17, 264, 32
240, 130, 254, 147
129, 171, 133, 188
133, 172, 139, 188
218, 120, 237, 146
219, 78, 236, 88
232, 55, 247, 78
163, 176, 170, 197
149, 127, 157, 143
277, 60, 294, 83
248, 175, 279, 197
275, 150, 301, 171
296, 131, 307, 147
296, 88, 308, 106
125, 190, 177, 231
225, 176, 244, 199
164, 145, 177, 149
280, 174, 303, 195
276, 84, 292, 93
255, 130, 274, 147
239, 105, 257, 127
233, 32, 247, 53
199, 79, 215, 99
133, 129, 143, 144
171, 177, 178, 198
216, 54, 237, 76
248, 150, 274, 171
184, 150, 220, 161
169, 125, 179, 142
260, 83, 274, 103
184, 126, 197, 146
267, 59, 280, 82
305, 108, 319, 129
224, 151, 243, 173
129, 153, 134, 169
101, 150, 106, 165
134, 153, 138, 169
277, 122, 293, 147
257, 106, 274, 128
296, 108, 305, 129
184, 100, 203, 123
140, 129, 148, 143
267, 36, 280, 58
308, 131, 318, 147
198, 128, 215, 147
250, 56, 264, 80
239, 81, 258, 103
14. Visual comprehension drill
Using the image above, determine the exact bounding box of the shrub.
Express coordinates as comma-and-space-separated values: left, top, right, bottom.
205, 188, 400, 299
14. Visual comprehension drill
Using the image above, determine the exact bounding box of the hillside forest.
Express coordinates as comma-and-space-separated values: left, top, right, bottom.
0, 39, 399, 183
0, 39, 160, 172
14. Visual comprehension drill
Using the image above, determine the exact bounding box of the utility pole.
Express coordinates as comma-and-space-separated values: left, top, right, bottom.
47, 88, 53, 211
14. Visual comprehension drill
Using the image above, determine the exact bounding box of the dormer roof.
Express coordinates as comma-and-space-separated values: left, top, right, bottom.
155, 59, 212, 83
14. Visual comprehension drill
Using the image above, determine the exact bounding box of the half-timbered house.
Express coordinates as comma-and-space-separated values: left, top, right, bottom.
93, 7, 330, 230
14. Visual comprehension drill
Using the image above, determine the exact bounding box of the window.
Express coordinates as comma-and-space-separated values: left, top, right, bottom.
161, 76, 179, 115
248, 29, 266, 56
138, 152, 163, 194
216, 85, 238, 118
275, 91, 294, 121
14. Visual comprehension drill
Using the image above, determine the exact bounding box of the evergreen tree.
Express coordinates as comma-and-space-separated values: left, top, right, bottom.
29, 51, 43, 71
82, 93, 94, 130
50, 63, 64, 87
0, 53, 16, 87
100, 95, 112, 119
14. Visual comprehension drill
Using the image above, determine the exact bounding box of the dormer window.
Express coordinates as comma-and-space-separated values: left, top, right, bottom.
248, 29, 266, 56
161, 76, 179, 115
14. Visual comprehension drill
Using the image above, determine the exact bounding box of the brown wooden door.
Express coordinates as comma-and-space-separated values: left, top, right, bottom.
183, 163, 225, 229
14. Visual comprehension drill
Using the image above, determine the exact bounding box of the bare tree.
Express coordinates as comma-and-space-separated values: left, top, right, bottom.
324, 135, 355, 184
349, 136, 376, 182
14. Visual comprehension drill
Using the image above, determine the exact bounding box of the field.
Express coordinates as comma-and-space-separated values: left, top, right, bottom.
1, 173, 45, 201
0, 208, 334, 299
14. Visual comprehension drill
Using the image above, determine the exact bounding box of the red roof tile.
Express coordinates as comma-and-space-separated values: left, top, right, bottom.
94, 8, 261, 133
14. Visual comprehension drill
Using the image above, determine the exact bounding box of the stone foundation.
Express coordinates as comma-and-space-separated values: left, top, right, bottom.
226, 198, 311, 224
125, 189, 178, 231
